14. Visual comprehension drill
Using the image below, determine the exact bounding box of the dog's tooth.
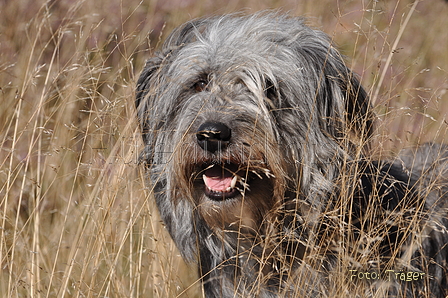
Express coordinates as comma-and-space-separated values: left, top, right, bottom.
231, 175, 237, 188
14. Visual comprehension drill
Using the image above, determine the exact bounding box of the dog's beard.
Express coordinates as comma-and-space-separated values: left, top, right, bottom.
169, 129, 289, 231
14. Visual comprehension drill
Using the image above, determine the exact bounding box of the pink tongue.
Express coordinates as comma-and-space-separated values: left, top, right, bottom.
203, 166, 233, 192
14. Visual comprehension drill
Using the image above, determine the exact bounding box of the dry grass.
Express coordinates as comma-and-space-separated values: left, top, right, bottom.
0, 0, 447, 297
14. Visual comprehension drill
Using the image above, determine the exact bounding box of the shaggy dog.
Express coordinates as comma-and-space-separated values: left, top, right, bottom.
136, 12, 448, 297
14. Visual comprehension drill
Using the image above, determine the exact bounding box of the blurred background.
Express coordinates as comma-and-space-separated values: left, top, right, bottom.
1, 0, 447, 297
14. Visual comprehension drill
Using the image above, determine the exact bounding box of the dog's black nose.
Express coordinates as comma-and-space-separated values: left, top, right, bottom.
196, 121, 231, 153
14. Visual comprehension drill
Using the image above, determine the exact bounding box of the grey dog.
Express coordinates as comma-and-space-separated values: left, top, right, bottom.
136, 12, 448, 297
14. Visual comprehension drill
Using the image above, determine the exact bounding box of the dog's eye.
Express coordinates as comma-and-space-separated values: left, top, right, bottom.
193, 80, 208, 92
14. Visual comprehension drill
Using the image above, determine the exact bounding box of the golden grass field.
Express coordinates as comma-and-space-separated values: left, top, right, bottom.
1, 0, 447, 297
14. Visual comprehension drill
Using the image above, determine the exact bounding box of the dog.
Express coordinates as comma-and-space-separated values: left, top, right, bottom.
135, 12, 448, 297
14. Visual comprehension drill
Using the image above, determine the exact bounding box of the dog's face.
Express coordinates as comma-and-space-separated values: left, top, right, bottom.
136, 13, 371, 240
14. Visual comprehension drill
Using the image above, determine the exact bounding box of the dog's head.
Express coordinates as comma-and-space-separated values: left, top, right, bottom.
136, 12, 372, 234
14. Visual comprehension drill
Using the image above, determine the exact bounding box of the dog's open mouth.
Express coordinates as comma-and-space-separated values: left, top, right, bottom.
201, 163, 246, 200
199, 162, 274, 201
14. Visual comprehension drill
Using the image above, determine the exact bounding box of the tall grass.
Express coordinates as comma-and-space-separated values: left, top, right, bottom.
1, 0, 447, 297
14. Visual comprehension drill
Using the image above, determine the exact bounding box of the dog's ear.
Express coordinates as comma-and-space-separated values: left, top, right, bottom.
343, 68, 373, 140
311, 44, 374, 144
135, 18, 210, 162
327, 57, 373, 140
135, 56, 163, 146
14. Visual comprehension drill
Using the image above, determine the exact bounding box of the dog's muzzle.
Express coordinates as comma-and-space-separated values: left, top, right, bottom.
196, 122, 241, 200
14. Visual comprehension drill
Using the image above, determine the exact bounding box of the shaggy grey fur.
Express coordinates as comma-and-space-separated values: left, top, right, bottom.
136, 12, 448, 297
